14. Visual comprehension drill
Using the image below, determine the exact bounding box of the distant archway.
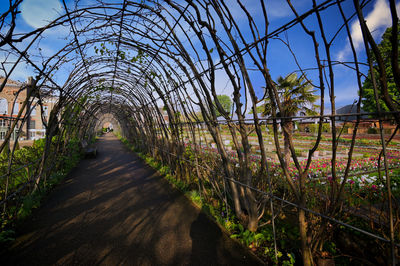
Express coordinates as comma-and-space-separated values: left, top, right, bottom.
103, 121, 113, 129
95, 113, 120, 135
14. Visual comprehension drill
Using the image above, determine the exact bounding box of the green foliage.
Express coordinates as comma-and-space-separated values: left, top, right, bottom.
184, 145, 196, 163
213, 95, 232, 116
188, 190, 202, 207
0, 134, 84, 243
94, 43, 112, 56
322, 123, 331, 133
262, 73, 319, 118
0, 229, 15, 243
303, 123, 331, 133
165, 174, 189, 191
361, 24, 400, 114
229, 219, 297, 265
249, 105, 265, 114
363, 153, 371, 158
0, 141, 10, 158
65, 138, 81, 168
282, 253, 296, 266
231, 223, 268, 249
389, 169, 400, 197
323, 241, 338, 256
17, 191, 42, 220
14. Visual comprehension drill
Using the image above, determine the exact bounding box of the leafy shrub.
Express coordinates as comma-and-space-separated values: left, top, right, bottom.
0, 134, 84, 243
0, 229, 15, 243
188, 190, 202, 206
302, 123, 331, 134
384, 128, 393, 134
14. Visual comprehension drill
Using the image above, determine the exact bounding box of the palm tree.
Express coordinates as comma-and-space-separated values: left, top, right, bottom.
263, 73, 319, 168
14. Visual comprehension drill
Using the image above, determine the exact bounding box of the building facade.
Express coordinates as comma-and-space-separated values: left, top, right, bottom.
0, 77, 57, 141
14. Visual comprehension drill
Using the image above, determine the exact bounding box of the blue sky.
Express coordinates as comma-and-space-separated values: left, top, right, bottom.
0, 0, 398, 112
259, 0, 399, 109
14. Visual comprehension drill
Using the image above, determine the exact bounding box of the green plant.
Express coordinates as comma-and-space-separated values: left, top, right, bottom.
264, 248, 295, 266
213, 94, 233, 116
361, 24, 400, 114
282, 253, 296, 266
0, 229, 15, 243
17, 192, 42, 220
322, 123, 331, 133
0, 133, 84, 242
323, 241, 338, 256
188, 190, 202, 206
224, 219, 235, 232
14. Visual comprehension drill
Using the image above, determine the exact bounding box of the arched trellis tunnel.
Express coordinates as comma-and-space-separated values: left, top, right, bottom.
95, 113, 120, 132
1, 0, 400, 264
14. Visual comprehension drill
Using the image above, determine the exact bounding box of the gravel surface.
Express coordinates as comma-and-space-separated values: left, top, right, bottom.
2, 133, 263, 265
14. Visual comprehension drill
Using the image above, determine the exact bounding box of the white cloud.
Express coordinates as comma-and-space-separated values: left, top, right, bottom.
337, 45, 351, 62
267, 1, 293, 20
20, 0, 63, 29
338, 0, 400, 60
352, 0, 395, 49
264, 0, 309, 20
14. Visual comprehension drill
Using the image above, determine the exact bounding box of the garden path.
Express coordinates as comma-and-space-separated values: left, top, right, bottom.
2, 133, 262, 265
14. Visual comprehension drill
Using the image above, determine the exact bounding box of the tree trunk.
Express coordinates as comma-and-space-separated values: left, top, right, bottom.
246, 187, 259, 232
299, 206, 314, 266
283, 119, 314, 264
282, 120, 293, 169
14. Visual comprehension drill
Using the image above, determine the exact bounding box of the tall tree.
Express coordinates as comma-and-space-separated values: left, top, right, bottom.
361, 25, 400, 115
249, 105, 264, 114
263, 73, 318, 168
213, 94, 232, 116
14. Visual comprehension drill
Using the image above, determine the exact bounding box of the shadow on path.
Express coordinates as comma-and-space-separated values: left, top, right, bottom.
1, 133, 263, 265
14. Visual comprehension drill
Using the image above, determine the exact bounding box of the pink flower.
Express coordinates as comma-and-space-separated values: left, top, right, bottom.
348, 180, 355, 185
